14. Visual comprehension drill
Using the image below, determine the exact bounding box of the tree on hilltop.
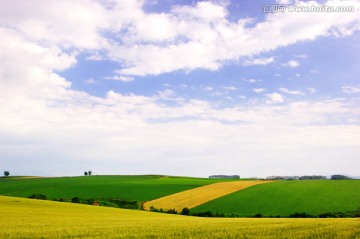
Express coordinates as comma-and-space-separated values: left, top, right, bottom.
4, 171, 9, 177
88, 171, 92, 176
84, 171, 88, 176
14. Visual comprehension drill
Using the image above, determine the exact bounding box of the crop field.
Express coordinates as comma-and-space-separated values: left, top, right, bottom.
0, 175, 227, 201
143, 180, 271, 212
192, 180, 360, 217
1, 196, 359, 239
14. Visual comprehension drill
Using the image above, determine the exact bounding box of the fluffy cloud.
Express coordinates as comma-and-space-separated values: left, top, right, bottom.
0, 0, 112, 49
243, 57, 275, 66
279, 88, 305, 95
283, 60, 300, 68
1, 0, 359, 76
2, 78, 359, 176
266, 93, 285, 104
104, 75, 134, 82
254, 88, 266, 93
108, 0, 360, 76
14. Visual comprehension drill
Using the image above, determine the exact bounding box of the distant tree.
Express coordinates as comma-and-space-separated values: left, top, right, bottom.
72, 197, 80, 203
84, 171, 88, 176
28, 193, 47, 200
88, 171, 92, 176
331, 174, 350, 180
4, 171, 9, 177
181, 207, 190, 215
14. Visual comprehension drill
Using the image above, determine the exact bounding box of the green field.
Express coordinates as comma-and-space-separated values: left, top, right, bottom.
0, 175, 227, 201
1, 176, 359, 217
192, 180, 360, 217
1, 195, 359, 239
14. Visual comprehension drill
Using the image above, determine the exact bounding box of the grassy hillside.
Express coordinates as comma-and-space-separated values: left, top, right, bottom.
1, 196, 359, 239
192, 180, 360, 217
0, 175, 229, 201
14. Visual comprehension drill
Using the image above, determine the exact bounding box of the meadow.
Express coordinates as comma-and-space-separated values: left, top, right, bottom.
1, 196, 359, 239
192, 180, 360, 217
0, 175, 225, 201
143, 180, 271, 212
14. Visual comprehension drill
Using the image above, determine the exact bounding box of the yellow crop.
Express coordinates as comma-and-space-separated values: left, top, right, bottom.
143, 180, 272, 212
1, 196, 359, 239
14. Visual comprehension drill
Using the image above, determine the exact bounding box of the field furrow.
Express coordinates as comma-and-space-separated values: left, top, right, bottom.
143, 180, 271, 212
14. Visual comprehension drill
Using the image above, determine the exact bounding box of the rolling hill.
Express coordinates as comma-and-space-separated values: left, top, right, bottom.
0, 175, 230, 201
1, 175, 359, 217
191, 180, 360, 217
1, 195, 359, 239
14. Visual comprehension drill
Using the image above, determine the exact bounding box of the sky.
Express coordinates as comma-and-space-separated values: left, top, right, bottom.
1, 0, 360, 178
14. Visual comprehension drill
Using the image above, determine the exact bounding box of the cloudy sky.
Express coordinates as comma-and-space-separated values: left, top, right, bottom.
1, 0, 360, 178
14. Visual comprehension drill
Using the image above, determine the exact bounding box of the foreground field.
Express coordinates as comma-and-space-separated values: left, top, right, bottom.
0, 175, 224, 201
192, 180, 360, 217
143, 180, 271, 212
1, 196, 359, 239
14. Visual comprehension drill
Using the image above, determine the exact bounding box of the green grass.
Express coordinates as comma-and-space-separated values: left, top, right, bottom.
192, 180, 360, 217
0, 175, 228, 201
1, 195, 359, 239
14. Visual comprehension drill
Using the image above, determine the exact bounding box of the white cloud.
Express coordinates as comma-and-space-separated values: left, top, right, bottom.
1, 0, 360, 76
0, 0, 112, 49
266, 93, 284, 104
2, 78, 359, 176
243, 57, 274, 66
279, 88, 305, 95
129, 13, 178, 42
203, 86, 214, 91
104, 0, 360, 76
156, 89, 175, 100
249, 79, 259, 83
172, 1, 228, 23
254, 88, 266, 93
86, 52, 104, 61
223, 86, 238, 91
342, 85, 360, 93
84, 78, 97, 84
276, 0, 293, 4
283, 60, 300, 68
241, 78, 261, 83
104, 75, 134, 82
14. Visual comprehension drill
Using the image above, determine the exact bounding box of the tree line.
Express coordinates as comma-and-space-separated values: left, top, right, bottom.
266, 175, 352, 180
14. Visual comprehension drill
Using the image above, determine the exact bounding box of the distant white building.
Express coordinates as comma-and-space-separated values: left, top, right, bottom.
266, 176, 299, 180
209, 175, 240, 179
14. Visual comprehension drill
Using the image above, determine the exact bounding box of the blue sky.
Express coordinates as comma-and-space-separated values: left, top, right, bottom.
1, 0, 360, 177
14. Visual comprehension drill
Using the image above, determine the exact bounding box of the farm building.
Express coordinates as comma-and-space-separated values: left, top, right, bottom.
209, 175, 240, 179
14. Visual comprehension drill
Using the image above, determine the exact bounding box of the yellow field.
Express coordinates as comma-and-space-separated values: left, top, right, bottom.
0, 196, 359, 239
143, 180, 271, 212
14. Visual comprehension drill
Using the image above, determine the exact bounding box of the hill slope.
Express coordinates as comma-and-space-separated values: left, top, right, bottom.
0, 175, 227, 201
192, 180, 360, 216
1, 196, 359, 238
143, 180, 271, 212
